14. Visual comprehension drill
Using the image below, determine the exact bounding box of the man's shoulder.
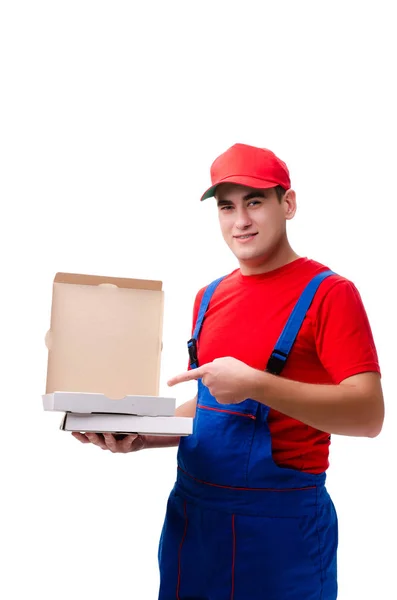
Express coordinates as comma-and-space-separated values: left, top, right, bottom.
305, 259, 361, 310
305, 258, 353, 288
192, 270, 239, 309
196, 269, 239, 293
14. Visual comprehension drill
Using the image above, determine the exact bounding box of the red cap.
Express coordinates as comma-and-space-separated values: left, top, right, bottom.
200, 143, 291, 201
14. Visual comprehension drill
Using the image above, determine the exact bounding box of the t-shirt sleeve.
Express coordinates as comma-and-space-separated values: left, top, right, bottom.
314, 279, 381, 383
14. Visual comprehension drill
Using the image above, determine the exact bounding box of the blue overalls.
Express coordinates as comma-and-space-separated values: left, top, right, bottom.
158, 271, 338, 599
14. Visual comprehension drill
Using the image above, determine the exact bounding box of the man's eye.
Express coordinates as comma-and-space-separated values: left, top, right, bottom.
220, 205, 233, 210
248, 200, 261, 207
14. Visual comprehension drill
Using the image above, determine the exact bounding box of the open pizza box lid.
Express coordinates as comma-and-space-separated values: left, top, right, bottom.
42, 272, 177, 419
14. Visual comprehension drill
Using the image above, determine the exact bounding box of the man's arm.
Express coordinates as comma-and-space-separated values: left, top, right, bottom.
168, 360, 384, 438
249, 370, 384, 437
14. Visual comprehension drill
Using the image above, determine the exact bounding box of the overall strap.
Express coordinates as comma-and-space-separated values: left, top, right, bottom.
266, 269, 336, 376
187, 276, 226, 369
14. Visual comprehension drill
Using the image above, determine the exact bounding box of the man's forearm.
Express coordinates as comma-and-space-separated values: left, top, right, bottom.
249, 370, 384, 438
144, 435, 181, 449
144, 396, 197, 449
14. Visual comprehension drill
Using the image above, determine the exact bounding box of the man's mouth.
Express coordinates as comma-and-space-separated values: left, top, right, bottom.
234, 233, 258, 240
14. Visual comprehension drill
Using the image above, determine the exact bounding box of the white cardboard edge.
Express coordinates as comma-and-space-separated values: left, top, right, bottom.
42, 391, 176, 417
60, 413, 193, 436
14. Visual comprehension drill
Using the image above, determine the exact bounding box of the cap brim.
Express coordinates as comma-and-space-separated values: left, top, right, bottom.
200, 175, 282, 201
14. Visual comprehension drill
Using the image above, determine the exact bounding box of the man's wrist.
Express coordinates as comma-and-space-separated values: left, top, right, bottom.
248, 368, 268, 403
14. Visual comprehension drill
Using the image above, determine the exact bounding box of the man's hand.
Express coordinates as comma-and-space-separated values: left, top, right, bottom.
167, 357, 257, 405
72, 432, 146, 453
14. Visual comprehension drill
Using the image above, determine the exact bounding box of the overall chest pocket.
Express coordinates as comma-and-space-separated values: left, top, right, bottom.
178, 384, 259, 487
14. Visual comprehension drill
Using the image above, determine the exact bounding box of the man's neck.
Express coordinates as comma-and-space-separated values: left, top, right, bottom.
238, 247, 301, 276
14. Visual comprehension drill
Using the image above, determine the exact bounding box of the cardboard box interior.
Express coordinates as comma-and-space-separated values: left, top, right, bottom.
45, 272, 164, 399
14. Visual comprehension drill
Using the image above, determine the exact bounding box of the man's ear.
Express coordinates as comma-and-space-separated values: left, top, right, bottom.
283, 189, 297, 220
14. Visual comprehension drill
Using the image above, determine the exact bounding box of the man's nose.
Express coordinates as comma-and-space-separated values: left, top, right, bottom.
235, 207, 252, 229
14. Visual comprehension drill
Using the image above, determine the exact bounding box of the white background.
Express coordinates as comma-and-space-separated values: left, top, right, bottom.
1, 1, 396, 599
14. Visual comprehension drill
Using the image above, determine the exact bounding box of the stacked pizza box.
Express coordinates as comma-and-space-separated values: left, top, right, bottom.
42, 272, 192, 437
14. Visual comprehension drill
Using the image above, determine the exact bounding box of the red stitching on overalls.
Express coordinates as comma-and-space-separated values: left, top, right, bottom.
176, 500, 188, 600
178, 467, 316, 492
231, 514, 236, 600
197, 404, 256, 419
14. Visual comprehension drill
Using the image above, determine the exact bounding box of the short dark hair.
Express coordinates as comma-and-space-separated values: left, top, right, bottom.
274, 185, 287, 202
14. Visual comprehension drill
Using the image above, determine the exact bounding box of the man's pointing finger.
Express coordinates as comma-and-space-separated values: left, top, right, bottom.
167, 367, 205, 387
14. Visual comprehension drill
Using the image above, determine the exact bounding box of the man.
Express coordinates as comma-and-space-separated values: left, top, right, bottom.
74, 143, 384, 599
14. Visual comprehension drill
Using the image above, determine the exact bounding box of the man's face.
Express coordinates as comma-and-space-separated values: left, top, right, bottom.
215, 183, 296, 269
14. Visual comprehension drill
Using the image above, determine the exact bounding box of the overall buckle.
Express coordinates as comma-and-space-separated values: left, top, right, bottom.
187, 338, 199, 368
266, 349, 288, 376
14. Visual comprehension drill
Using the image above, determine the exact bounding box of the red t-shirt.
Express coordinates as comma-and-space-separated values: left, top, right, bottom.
190, 257, 380, 473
